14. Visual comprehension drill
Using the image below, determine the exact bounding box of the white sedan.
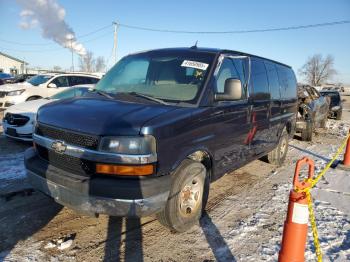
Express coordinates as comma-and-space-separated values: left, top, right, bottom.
0, 73, 100, 109
2, 85, 93, 141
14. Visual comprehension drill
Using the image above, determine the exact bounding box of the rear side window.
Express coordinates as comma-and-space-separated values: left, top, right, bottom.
88, 77, 100, 84
277, 66, 297, 99
265, 62, 280, 100
51, 76, 69, 87
69, 76, 99, 86
250, 59, 270, 100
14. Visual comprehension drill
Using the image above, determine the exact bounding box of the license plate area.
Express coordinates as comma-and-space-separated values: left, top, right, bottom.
6, 127, 17, 137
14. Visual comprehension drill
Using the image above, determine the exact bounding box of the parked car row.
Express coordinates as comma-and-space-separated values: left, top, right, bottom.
322, 86, 345, 92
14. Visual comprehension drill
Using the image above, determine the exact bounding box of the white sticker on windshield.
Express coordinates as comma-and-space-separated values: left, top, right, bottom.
181, 60, 209, 70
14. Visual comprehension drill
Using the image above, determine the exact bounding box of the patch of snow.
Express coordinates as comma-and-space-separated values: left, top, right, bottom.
0, 153, 27, 192
57, 239, 73, 250
326, 119, 350, 137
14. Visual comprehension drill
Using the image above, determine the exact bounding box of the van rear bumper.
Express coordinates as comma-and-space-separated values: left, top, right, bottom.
24, 148, 171, 217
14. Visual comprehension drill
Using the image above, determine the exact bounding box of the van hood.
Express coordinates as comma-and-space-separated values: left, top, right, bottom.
37, 97, 178, 136
0, 82, 32, 92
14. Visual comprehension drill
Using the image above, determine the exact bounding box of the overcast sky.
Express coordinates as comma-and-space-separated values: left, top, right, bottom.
0, 0, 349, 84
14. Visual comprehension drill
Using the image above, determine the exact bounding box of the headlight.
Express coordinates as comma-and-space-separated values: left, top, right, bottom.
331, 106, 340, 111
100, 136, 156, 155
7, 89, 25, 96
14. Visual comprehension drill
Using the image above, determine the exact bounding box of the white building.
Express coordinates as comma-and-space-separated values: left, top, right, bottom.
0, 52, 28, 75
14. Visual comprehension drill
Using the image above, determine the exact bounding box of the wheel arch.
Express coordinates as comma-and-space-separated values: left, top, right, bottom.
170, 148, 214, 180
26, 95, 42, 101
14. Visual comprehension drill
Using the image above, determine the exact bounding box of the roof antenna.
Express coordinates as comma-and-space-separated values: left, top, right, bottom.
190, 41, 198, 49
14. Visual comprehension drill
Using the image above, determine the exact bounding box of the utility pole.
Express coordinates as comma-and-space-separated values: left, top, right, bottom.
112, 22, 119, 65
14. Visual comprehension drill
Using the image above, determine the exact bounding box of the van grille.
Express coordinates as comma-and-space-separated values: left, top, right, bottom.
36, 145, 95, 176
36, 123, 99, 150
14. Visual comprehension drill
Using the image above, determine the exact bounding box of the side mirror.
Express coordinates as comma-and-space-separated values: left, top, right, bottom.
47, 83, 57, 88
215, 78, 243, 101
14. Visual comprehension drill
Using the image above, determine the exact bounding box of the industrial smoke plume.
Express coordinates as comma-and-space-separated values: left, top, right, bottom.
16, 0, 87, 56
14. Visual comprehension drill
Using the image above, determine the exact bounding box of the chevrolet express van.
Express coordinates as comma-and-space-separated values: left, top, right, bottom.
25, 47, 297, 232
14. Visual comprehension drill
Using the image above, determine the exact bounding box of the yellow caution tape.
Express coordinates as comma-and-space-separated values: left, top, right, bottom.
306, 190, 322, 262
296, 132, 350, 262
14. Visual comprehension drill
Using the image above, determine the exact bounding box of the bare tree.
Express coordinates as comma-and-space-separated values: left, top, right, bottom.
53, 65, 62, 71
79, 51, 95, 72
299, 54, 337, 86
95, 56, 106, 72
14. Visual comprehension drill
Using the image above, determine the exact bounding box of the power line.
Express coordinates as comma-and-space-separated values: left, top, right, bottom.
76, 24, 112, 38
117, 20, 350, 34
0, 29, 113, 53
0, 24, 112, 46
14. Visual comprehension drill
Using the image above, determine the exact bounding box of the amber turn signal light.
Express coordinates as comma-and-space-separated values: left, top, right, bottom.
96, 164, 154, 176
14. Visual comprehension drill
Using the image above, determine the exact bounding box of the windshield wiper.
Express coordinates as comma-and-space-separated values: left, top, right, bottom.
90, 89, 114, 99
125, 92, 169, 105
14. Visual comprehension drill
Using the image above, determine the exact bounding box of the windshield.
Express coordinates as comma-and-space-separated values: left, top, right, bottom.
321, 92, 340, 103
95, 51, 214, 104
27, 75, 53, 86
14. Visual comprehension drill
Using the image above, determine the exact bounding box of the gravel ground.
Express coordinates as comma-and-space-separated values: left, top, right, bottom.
0, 95, 349, 261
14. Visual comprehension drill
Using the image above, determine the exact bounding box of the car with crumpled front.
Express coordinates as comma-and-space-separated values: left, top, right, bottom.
295, 84, 329, 141
320, 90, 343, 120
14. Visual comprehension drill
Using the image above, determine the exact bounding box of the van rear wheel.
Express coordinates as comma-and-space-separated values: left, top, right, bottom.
267, 128, 289, 166
156, 159, 207, 233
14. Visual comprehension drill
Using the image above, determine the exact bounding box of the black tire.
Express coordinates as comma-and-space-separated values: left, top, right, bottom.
26, 96, 41, 101
267, 128, 289, 166
336, 111, 342, 120
301, 121, 313, 141
156, 159, 208, 233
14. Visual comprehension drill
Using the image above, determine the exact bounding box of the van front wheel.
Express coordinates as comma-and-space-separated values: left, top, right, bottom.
156, 159, 207, 233
267, 128, 289, 166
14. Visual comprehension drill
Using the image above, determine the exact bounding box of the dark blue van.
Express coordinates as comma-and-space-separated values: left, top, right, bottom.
25, 47, 297, 232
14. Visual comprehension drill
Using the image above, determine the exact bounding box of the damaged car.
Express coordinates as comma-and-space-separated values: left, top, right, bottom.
320, 90, 343, 120
295, 84, 329, 141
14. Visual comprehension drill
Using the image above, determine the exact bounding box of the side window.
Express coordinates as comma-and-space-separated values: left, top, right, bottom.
88, 77, 100, 84
68, 76, 83, 86
277, 66, 297, 99
215, 58, 240, 93
69, 76, 97, 86
265, 62, 280, 100
51, 76, 69, 87
250, 59, 270, 100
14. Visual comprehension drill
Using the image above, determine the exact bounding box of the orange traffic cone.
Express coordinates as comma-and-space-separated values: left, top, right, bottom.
338, 129, 350, 171
279, 157, 314, 262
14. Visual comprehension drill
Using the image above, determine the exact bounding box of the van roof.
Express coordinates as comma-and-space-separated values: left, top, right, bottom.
135, 47, 292, 69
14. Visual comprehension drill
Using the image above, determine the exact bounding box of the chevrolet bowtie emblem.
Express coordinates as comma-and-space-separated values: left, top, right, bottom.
51, 141, 67, 154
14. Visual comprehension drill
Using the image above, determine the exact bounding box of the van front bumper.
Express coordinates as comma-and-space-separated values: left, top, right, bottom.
24, 148, 171, 217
